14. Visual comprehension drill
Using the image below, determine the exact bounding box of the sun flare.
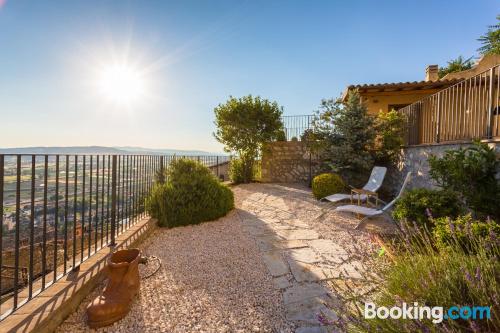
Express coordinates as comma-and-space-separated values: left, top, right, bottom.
98, 63, 146, 105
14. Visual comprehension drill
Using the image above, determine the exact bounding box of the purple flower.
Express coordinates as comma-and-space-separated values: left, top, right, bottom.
317, 313, 332, 325
489, 229, 497, 243
425, 208, 433, 219
464, 270, 472, 282
492, 293, 499, 306
469, 320, 480, 332
475, 267, 481, 281
448, 218, 455, 234
465, 219, 472, 237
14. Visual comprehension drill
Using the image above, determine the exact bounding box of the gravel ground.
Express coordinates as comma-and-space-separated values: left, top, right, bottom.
57, 209, 294, 333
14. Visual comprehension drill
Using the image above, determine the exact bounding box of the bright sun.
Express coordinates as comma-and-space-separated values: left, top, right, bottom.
98, 64, 145, 105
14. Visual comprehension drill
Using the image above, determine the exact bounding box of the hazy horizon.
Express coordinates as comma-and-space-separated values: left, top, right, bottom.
0, 0, 497, 152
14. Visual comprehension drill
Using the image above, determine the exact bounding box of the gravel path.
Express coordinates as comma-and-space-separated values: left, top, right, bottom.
58, 209, 293, 333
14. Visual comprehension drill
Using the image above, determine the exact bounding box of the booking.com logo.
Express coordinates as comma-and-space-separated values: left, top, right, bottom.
364, 302, 491, 324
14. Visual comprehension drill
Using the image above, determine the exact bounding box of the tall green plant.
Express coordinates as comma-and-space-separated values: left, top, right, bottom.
213, 95, 284, 183
429, 142, 500, 218
374, 110, 405, 165
310, 90, 375, 183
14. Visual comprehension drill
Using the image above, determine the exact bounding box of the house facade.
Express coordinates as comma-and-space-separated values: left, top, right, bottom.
343, 55, 500, 116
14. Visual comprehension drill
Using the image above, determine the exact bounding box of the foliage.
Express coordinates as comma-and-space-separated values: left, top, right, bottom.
300, 128, 316, 142
478, 14, 500, 55
438, 56, 474, 79
276, 129, 287, 141
229, 157, 258, 184
392, 188, 463, 228
429, 142, 500, 218
146, 159, 234, 228
311, 173, 345, 199
433, 214, 500, 253
373, 110, 405, 165
345, 221, 500, 332
213, 95, 284, 183
310, 90, 375, 184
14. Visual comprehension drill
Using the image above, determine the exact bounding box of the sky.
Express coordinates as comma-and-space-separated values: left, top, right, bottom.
0, 0, 498, 153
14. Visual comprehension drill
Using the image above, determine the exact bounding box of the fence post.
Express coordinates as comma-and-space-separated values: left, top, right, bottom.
160, 155, 164, 182
216, 156, 219, 179
110, 155, 117, 246
487, 67, 494, 139
435, 95, 441, 143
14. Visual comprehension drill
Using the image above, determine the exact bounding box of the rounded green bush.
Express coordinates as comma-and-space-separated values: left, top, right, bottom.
392, 188, 463, 228
312, 173, 345, 199
146, 159, 234, 228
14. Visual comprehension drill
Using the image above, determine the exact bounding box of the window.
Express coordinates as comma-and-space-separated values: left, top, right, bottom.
388, 104, 410, 112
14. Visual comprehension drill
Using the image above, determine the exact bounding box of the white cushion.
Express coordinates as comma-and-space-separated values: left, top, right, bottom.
322, 193, 367, 203
335, 204, 383, 216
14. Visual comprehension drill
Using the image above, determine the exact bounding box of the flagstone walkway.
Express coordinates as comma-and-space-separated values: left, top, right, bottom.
233, 183, 379, 332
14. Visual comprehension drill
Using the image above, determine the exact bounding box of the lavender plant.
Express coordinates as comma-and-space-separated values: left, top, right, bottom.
336, 219, 500, 332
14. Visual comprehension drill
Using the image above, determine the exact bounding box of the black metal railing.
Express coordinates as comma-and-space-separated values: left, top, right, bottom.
282, 115, 314, 141
400, 65, 500, 145
0, 154, 229, 319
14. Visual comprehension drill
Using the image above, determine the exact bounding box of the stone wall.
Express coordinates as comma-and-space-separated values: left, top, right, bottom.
261, 141, 320, 183
383, 141, 500, 195
261, 140, 500, 193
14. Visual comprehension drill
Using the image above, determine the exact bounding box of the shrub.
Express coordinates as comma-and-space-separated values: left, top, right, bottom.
392, 188, 463, 228
373, 110, 405, 165
433, 214, 500, 253
229, 157, 256, 184
311, 173, 345, 199
344, 221, 500, 332
429, 141, 500, 218
146, 159, 234, 228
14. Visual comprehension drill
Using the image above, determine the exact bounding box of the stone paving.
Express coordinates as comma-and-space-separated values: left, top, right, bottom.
233, 183, 380, 332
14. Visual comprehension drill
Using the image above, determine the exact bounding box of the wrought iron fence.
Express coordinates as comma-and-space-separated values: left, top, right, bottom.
282, 115, 314, 141
0, 154, 229, 319
400, 65, 500, 145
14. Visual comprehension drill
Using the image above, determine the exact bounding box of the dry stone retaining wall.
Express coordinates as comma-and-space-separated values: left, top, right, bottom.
261, 142, 320, 183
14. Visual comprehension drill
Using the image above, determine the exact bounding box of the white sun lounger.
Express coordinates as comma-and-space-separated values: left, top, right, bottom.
335, 172, 412, 229
321, 166, 387, 203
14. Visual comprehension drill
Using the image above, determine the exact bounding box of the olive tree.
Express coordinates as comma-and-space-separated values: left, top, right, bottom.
213, 95, 284, 183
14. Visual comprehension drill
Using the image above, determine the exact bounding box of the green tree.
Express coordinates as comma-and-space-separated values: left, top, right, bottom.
438, 56, 474, 79
213, 95, 284, 183
374, 109, 405, 164
478, 14, 500, 55
311, 90, 375, 183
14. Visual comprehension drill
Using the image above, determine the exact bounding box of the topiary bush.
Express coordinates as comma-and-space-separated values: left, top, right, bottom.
392, 188, 463, 228
433, 214, 500, 253
146, 159, 234, 228
312, 173, 345, 199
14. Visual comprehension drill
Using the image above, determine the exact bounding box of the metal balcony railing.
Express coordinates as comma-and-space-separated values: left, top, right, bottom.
400, 65, 500, 146
0, 154, 229, 319
282, 115, 314, 141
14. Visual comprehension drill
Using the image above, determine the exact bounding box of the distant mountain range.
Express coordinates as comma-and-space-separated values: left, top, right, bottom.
0, 146, 226, 156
